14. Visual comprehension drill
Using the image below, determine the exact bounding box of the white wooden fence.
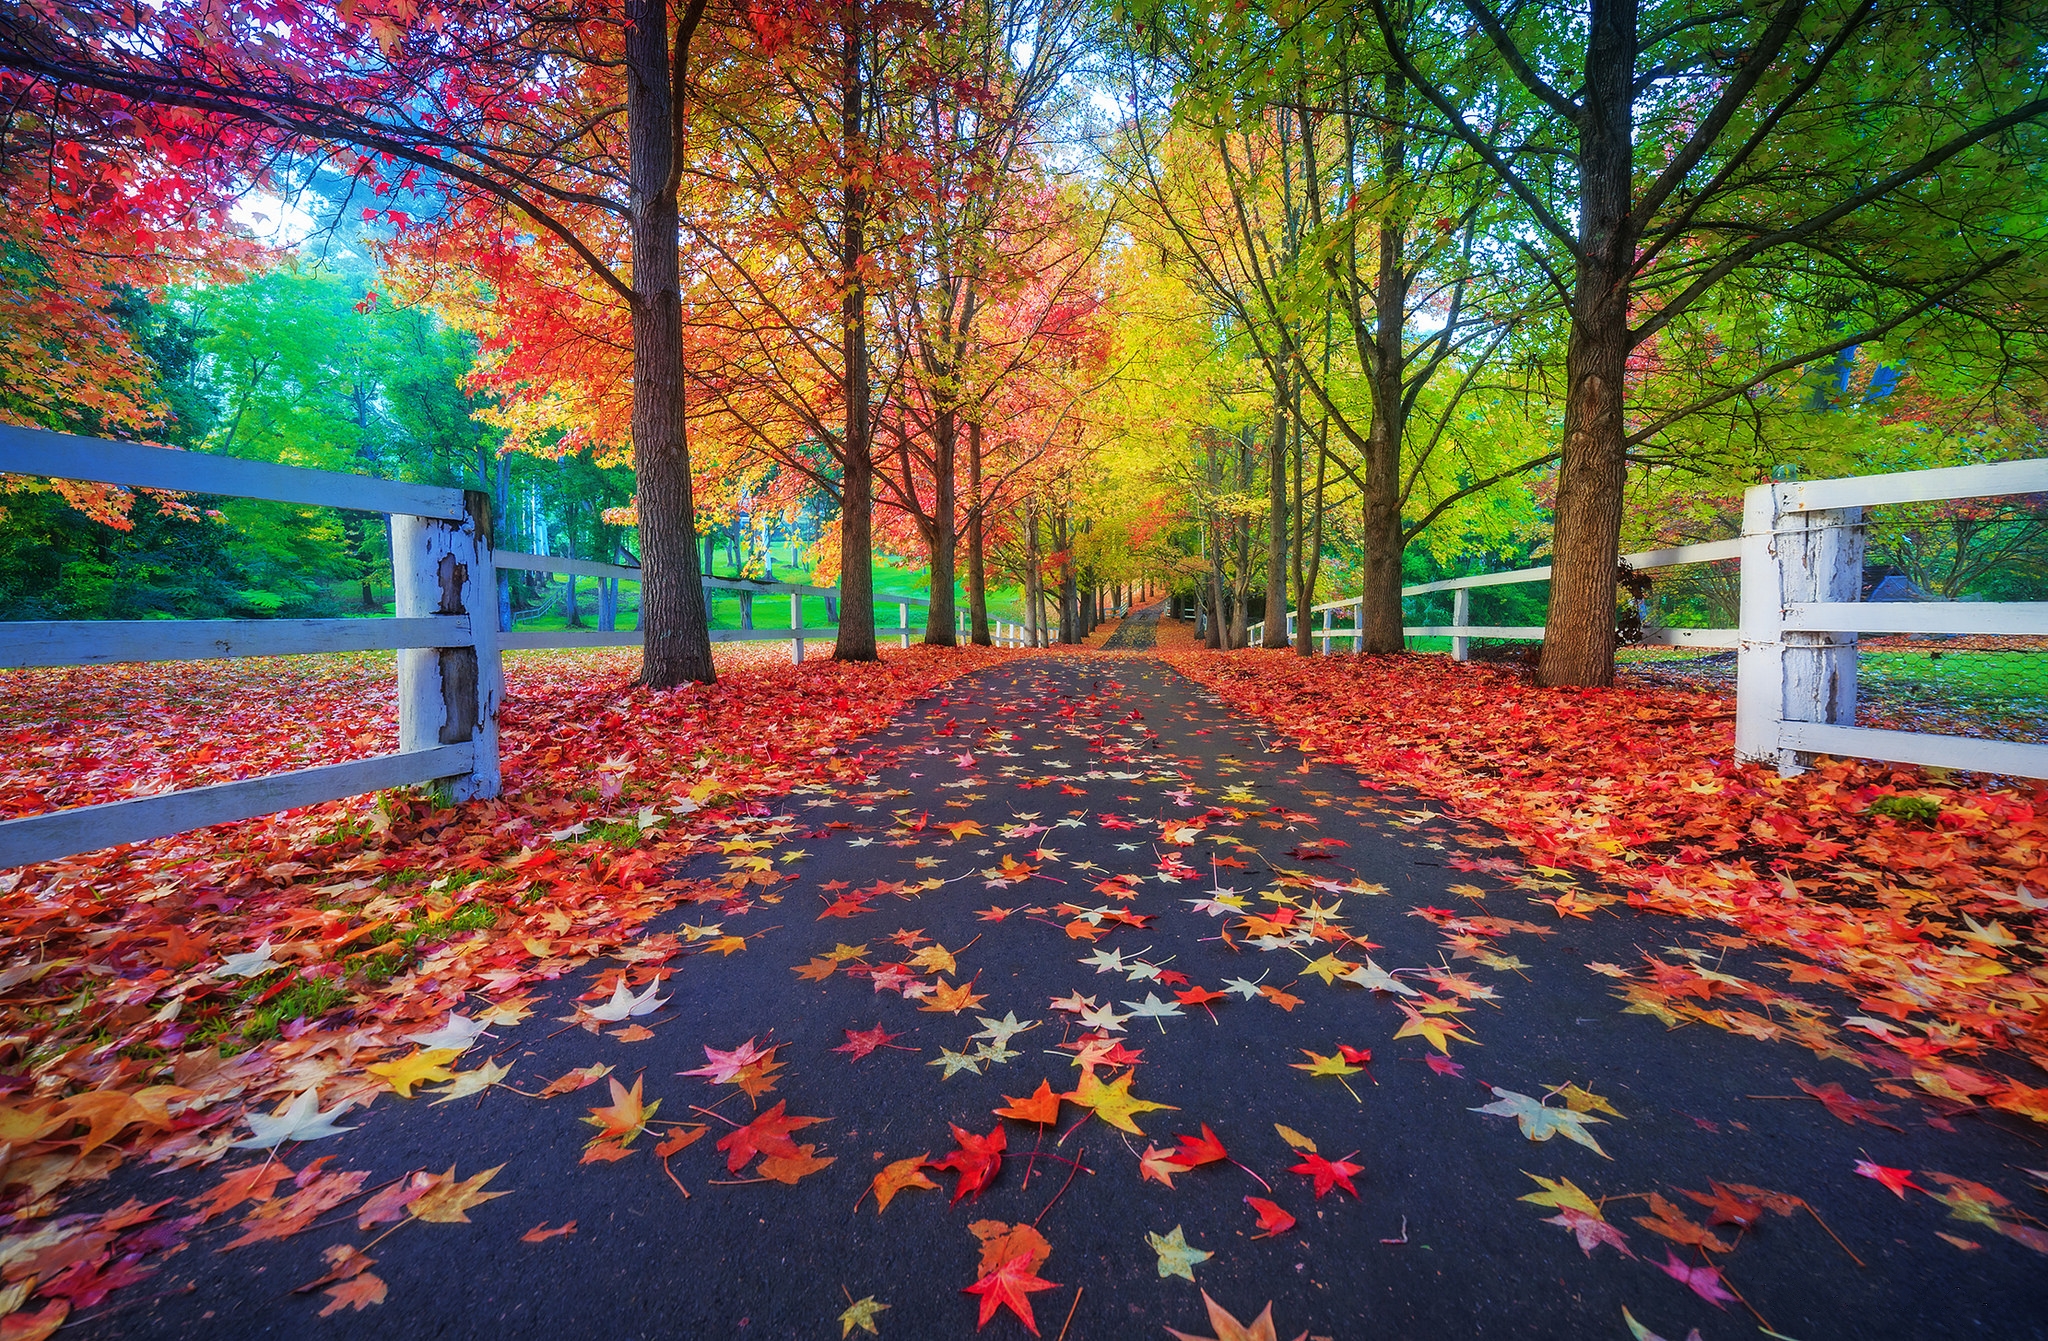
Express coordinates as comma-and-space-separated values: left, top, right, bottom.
0, 429, 1015, 869
0, 425, 498, 869
1255, 458, 2048, 780
1733, 459, 2047, 778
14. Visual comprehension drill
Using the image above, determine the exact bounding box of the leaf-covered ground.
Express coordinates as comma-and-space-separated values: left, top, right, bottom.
3, 641, 2046, 1339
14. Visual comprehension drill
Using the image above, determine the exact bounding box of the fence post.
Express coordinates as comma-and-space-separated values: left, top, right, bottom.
1452, 587, 1471, 662
392, 490, 500, 802
1735, 484, 1863, 773
899, 602, 910, 649
791, 591, 804, 664
738, 590, 754, 630
1352, 598, 1364, 652
1320, 607, 1331, 653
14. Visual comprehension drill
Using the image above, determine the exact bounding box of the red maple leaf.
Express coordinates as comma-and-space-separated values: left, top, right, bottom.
1290, 1150, 1364, 1198
1854, 1159, 1920, 1198
1245, 1196, 1296, 1238
1163, 1124, 1227, 1169
714, 1102, 824, 1173
933, 1121, 1006, 1202
832, 1023, 909, 1060
963, 1250, 1059, 1334
1794, 1078, 1904, 1131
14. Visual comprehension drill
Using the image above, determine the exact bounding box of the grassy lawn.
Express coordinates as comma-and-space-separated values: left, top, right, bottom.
1860, 649, 2048, 707
492, 548, 1033, 635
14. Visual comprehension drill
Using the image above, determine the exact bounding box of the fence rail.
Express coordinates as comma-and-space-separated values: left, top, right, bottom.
1254, 459, 2046, 780
8, 433, 2039, 868
1734, 459, 2047, 779
0, 434, 1044, 867
1252, 537, 1744, 655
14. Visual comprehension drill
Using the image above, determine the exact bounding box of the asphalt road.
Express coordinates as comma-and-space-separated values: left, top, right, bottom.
93, 655, 2048, 1341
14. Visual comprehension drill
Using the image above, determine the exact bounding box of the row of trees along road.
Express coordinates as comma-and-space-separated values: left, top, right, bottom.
3, 0, 2045, 684
3, 0, 1104, 682
1108, 0, 2047, 681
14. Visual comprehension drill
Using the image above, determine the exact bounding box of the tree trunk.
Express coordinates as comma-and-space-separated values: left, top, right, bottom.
833, 7, 880, 662
1535, 0, 1637, 689
626, 0, 715, 687
1023, 499, 1042, 647
1262, 390, 1290, 647
924, 408, 958, 646
1356, 72, 1409, 655
965, 421, 990, 645
1057, 512, 1078, 644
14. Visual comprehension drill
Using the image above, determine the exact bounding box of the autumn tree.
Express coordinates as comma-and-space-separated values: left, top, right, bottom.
1110, 11, 1553, 655
1367, 0, 2048, 686
1, 0, 722, 685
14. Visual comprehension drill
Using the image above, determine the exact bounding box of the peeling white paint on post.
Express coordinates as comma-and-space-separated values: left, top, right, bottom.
1451, 588, 1471, 662
1735, 484, 1785, 767
392, 490, 501, 802
898, 602, 910, 649
791, 591, 805, 664
1735, 484, 1862, 775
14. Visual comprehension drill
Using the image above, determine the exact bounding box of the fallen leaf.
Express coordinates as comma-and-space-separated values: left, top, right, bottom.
840, 1294, 889, 1337
1245, 1196, 1295, 1239
407, 1165, 510, 1224
1064, 1069, 1176, 1135
1634, 1193, 1734, 1253
538, 1063, 614, 1099
962, 1250, 1058, 1335
1470, 1088, 1609, 1158
868, 1154, 940, 1212
1147, 1224, 1213, 1280
367, 1048, 462, 1099
522, 1221, 577, 1242
994, 1081, 1063, 1126
1289, 1150, 1363, 1198
934, 1122, 1006, 1202
969, 1219, 1051, 1274
318, 1272, 388, 1316
1653, 1248, 1735, 1308
1164, 1290, 1308, 1341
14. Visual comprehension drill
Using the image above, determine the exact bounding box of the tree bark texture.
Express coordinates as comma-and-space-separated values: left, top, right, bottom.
1536, 0, 1637, 689
833, 8, 880, 662
923, 408, 958, 645
627, 0, 716, 687
965, 421, 990, 645
1262, 385, 1290, 647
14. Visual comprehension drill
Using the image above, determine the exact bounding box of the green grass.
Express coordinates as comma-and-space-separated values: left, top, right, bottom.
1859, 651, 2048, 705
345, 548, 1035, 636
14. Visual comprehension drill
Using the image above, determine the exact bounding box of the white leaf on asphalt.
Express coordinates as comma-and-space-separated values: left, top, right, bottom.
589, 978, 668, 1022
233, 1088, 356, 1149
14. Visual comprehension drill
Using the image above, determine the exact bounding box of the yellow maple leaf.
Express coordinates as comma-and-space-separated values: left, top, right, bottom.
427, 1060, 510, 1105
1297, 954, 1354, 987
920, 978, 988, 1014
1065, 1069, 1177, 1135
1272, 1123, 1316, 1153
1392, 1006, 1478, 1054
1518, 1172, 1604, 1220
368, 1048, 462, 1099
407, 1165, 510, 1223
867, 1153, 940, 1212
583, 1075, 660, 1146
476, 996, 535, 1026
